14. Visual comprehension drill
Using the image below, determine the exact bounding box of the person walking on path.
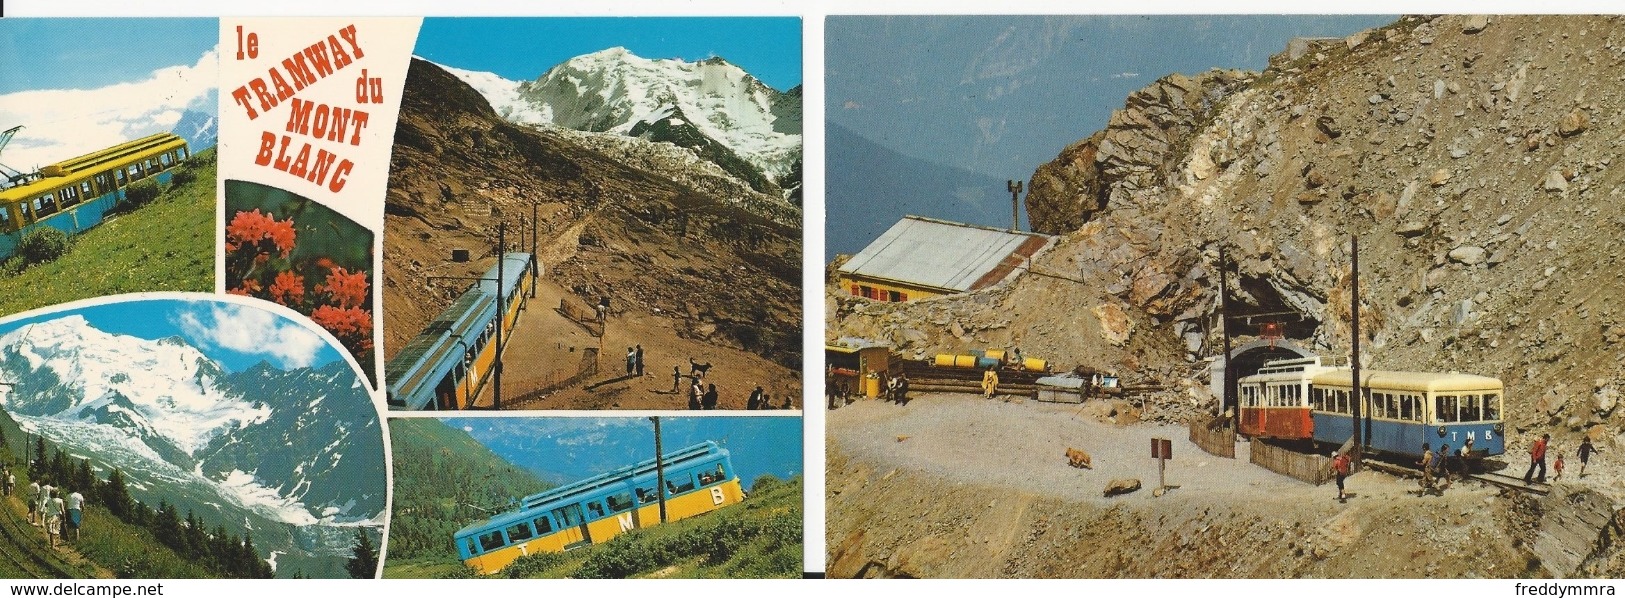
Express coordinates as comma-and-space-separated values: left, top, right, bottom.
1579, 437, 1599, 477
635, 345, 645, 377
44, 492, 63, 548
65, 490, 83, 542
1418, 442, 1435, 492
1331, 452, 1352, 501
3, 468, 12, 496
981, 367, 1000, 399
1525, 433, 1551, 483
26, 481, 39, 525
1555, 453, 1567, 481
671, 366, 683, 393
1436, 444, 1452, 491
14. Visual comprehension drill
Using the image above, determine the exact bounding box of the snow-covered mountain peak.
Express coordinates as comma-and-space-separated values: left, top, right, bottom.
0, 316, 267, 455
427, 47, 801, 188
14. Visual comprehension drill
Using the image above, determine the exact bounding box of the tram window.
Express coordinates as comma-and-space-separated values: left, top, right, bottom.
665, 473, 696, 495
179, 147, 189, 159
1484, 393, 1501, 421
636, 487, 656, 504
1461, 395, 1481, 422
78, 182, 91, 199
478, 530, 506, 551
115, 169, 127, 186
532, 516, 553, 534
506, 521, 535, 542
1399, 396, 1413, 421
1312, 388, 1324, 411
606, 492, 633, 513
19, 202, 31, 221
160, 153, 173, 167
0, 208, 9, 227
586, 501, 606, 519
1436, 395, 1459, 423
551, 506, 582, 527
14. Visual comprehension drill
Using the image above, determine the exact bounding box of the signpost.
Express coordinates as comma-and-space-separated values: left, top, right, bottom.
1151, 437, 1173, 494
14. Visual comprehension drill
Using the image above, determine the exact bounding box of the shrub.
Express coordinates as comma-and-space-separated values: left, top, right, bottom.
168, 166, 197, 188
124, 179, 161, 208
750, 474, 783, 495
17, 227, 70, 265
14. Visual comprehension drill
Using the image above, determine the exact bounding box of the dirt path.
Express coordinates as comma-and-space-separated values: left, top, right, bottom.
472, 274, 801, 411
826, 393, 1546, 578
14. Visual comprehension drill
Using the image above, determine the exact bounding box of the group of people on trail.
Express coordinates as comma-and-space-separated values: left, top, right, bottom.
1524, 434, 1598, 484
1415, 437, 1477, 494
624, 345, 645, 377
20, 471, 83, 549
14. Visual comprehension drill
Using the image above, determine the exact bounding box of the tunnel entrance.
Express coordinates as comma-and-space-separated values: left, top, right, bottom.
1207, 339, 1319, 407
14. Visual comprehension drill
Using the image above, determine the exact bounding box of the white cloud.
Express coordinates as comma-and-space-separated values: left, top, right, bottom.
175, 302, 326, 370
0, 46, 218, 170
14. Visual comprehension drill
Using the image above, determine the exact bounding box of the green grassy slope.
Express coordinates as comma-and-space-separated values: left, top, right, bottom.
0, 148, 215, 316
384, 419, 553, 565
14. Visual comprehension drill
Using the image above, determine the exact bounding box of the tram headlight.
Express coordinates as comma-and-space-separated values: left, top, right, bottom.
1437, 425, 1447, 437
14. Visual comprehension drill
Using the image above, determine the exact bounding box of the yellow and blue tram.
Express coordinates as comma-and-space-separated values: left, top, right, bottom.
454, 440, 746, 575
385, 252, 536, 410
0, 133, 190, 260
1310, 368, 1505, 459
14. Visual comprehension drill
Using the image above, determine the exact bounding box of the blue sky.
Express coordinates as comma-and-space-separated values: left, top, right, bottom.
0, 18, 216, 95
0, 298, 344, 372
446, 416, 803, 488
414, 17, 803, 91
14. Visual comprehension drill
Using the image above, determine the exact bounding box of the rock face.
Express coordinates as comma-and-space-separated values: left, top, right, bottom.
1025, 70, 1253, 234
1103, 478, 1142, 497
831, 15, 1625, 469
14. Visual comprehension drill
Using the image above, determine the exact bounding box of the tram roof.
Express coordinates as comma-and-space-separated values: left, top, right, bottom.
454, 440, 723, 537
1311, 368, 1502, 392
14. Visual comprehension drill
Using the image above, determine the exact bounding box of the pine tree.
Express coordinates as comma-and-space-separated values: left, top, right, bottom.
154, 501, 183, 554
73, 459, 93, 497
99, 469, 133, 521
345, 529, 379, 578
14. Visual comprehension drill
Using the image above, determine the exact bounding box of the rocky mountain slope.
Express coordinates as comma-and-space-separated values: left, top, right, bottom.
385, 58, 802, 371
831, 15, 1625, 455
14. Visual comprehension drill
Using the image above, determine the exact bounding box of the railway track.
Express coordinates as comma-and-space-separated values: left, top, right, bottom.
1360, 458, 1551, 496
1467, 470, 1552, 495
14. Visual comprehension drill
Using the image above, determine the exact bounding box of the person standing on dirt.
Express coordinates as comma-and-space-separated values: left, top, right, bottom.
1554, 453, 1567, 481
3, 467, 12, 496
982, 367, 1000, 399
625, 347, 636, 376
748, 385, 765, 410
672, 366, 683, 393
1458, 437, 1476, 478
1331, 451, 1351, 501
1418, 442, 1435, 491
1579, 437, 1598, 477
598, 296, 610, 321
897, 373, 910, 406
1525, 433, 1551, 484
702, 384, 719, 410
635, 345, 645, 377
689, 379, 703, 410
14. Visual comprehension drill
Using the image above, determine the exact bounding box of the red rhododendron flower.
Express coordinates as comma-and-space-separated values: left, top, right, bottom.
321, 267, 369, 310
269, 271, 305, 306
310, 305, 375, 354
225, 209, 296, 259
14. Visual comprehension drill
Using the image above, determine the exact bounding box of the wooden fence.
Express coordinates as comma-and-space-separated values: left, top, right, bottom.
1249, 439, 1332, 485
1187, 416, 1236, 459
557, 298, 605, 337
508, 347, 599, 407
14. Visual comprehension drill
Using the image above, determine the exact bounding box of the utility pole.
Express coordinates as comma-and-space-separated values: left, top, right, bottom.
651, 416, 667, 523
1218, 245, 1235, 420
494, 222, 505, 410
531, 202, 539, 299
1350, 235, 1363, 459
1006, 180, 1023, 232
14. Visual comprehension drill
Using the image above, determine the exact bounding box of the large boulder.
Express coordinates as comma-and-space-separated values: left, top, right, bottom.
1103, 478, 1142, 497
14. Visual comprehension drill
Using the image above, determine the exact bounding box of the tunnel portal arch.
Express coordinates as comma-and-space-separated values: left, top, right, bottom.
1207, 339, 1319, 404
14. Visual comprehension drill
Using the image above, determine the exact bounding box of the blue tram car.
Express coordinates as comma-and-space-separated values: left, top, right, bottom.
0, 133, 190, 260
1309, 369, 1505, 459
385, 252, 536, 410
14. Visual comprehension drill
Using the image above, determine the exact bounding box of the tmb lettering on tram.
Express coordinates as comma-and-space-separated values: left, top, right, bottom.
0, 133, 190, 260
1310, 369, 1506, 459
454, 440, 745, 576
